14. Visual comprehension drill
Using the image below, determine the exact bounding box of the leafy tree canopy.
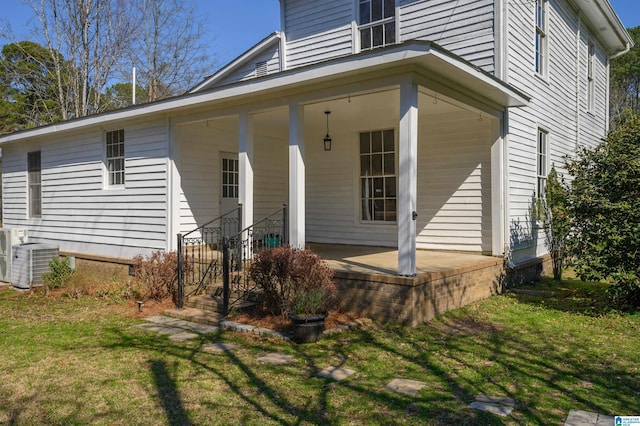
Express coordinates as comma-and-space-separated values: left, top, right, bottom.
610, 26, 640, 128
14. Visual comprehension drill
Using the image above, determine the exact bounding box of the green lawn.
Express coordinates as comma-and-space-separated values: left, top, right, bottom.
0, 276, 638, 425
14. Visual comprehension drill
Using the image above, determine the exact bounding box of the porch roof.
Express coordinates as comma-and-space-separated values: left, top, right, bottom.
0, 40, 529, 145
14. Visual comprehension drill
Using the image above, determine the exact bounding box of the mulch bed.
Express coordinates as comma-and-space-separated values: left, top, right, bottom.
228, 305, 360, 332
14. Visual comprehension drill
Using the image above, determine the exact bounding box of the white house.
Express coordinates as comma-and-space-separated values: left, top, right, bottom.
0, 0, 631, 278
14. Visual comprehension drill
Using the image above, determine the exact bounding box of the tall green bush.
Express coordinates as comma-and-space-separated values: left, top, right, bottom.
565, 116, 640, 309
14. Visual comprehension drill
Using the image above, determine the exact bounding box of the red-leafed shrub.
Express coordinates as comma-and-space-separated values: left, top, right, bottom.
134, 251, 190, 303
249, 247, 336, 318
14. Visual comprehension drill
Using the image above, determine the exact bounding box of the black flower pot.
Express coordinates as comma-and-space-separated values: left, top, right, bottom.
289, 313, 327, 344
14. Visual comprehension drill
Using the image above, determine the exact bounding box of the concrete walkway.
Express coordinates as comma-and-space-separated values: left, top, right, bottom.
135, 315, 612, 423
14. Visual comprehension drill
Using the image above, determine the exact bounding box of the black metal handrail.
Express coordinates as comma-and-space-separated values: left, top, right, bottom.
177, 205, 242, 308
220, 204, 288, 315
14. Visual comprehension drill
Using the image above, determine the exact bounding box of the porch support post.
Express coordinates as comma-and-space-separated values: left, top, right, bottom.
239, 111, 254, 232
288, 103, 305, 249
491, 112, 506, 256
398, 81, 418, 276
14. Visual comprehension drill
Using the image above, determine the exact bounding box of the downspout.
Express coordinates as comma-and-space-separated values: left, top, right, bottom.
279, 0, 287, 71
575, 11, 581, 153
501, 0, 510, 259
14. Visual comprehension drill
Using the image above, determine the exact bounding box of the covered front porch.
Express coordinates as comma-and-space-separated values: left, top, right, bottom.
170, 44, 527, 279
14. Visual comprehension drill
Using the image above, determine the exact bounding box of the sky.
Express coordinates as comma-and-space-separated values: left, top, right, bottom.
0, 0, 638, 72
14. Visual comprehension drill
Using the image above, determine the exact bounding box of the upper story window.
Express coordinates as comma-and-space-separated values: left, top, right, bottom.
106, 129, 125, 187
359, 0, 396, 50
587, 40, 595, 112
537, 128, 548, 197
535, 0, 547, 76
27, 151, 41, 218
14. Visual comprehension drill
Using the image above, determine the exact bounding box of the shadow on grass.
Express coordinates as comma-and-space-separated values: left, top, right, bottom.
150, 360, 191, 426
97, 295, 640, 426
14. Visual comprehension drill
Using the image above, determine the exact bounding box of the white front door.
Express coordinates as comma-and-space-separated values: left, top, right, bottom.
220, 152, 239, 215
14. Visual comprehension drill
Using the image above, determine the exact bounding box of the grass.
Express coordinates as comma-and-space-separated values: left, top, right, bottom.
0, 273, 639, 425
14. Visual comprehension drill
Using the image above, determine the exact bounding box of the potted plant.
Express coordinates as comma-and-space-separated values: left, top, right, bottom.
249, 247, 337, 343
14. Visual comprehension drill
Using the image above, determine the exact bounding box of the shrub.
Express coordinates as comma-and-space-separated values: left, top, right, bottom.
249, 247, 336, 318
536, 166, 570, 280
42, 256, 74, 290
564, 115, 640, 309
133, 251, 184, 303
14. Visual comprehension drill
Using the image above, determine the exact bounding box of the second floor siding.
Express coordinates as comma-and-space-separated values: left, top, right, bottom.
283, 0, 354, 69
398, 0, 495, 73
282, 0, 495, 73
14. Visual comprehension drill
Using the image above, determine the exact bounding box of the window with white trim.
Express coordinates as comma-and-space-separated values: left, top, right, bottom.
587, 40, 595, 112
221, 157, 239, 199
537, 129, 548, 197
360, 129, 396, 222
106, 129, 125, 186
358, 0, 395, 50
28, 151, 41, 218
535, 0, 547, 76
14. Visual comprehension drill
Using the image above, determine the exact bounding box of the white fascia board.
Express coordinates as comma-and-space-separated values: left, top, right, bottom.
189, 32, 282, 93
0, 42, 529, 145
573, 0, 633, 56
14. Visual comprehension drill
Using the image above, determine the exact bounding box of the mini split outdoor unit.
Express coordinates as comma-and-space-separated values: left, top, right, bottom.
0, 228, 29, 283
11, 243, 59, 289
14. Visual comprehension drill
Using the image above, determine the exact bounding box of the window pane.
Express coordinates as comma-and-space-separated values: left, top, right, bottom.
372, 154, 383, 175
362, 199, 373, 220
362, 177, 373, 198
371, 131, 382, 152
360, 132, 370, 153
360, 28, 371, 50
384, 0, 394, 18
372, 0, 382, 21
374, 200, 385, 220
359, 0, 371, 24
384, 21, 395, 45
385, 199, 396, 221
383, 129, 394, 151
360, 155, 371, 176
384, 153, 394, 175
385, 177, 396, 197
373, 177, 384, 196
372, 25, 384, 47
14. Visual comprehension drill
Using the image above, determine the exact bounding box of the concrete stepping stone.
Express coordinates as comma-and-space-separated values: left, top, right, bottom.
468, 394, 515, 417
384, 378, 427, 396
564, 409, 614, 426
317, 366, 356, 381
136, 323, 183, 335
257, 353, 296, 365
144, 315, 219, 334
203, 342, 237, 353
168, 331, 199, 342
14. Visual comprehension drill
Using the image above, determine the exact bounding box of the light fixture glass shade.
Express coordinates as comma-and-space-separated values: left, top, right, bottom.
324, 134, 332, 151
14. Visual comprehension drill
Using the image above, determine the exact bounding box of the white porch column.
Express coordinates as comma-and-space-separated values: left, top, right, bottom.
288, 103, 305, 248
398, 81, 419, 276
238, 112, 254, 232
491, 113, 506, 257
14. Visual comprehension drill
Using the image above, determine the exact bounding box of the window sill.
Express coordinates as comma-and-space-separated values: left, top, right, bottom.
533, 72, 550, 86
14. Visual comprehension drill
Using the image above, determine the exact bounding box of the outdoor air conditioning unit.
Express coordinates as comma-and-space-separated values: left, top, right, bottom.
11, 243, 59, 289
0, 228, 28, 283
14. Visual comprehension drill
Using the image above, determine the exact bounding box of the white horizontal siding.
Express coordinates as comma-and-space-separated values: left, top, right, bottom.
176, 121, 288, 236
399, 0, 495, 73
416, 111, 492, 252
284, 0, 353, 69
505, 0, 610, 262
1, 120, 170, 259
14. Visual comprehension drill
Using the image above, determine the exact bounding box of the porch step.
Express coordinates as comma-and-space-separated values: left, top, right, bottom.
163, 307, 223, 326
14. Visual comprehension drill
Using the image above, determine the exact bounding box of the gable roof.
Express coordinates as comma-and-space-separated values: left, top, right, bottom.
189, 32, 282, 93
